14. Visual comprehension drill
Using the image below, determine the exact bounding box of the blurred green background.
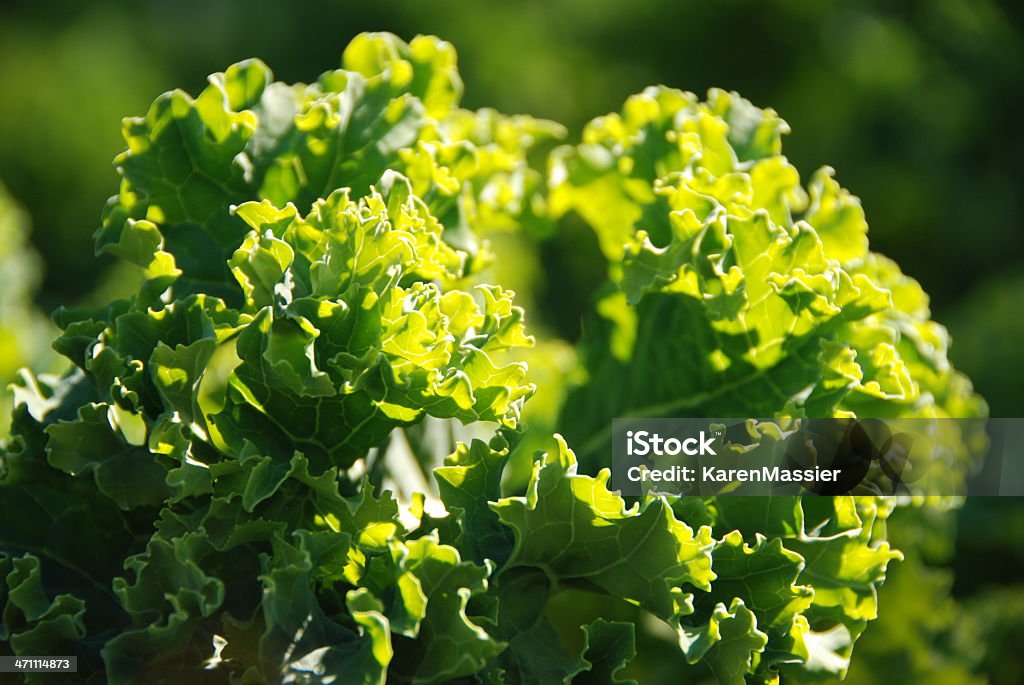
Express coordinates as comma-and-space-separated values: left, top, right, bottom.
1, 1, 1022, 683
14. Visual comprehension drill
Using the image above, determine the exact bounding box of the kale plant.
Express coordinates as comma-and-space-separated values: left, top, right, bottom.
0, 33, 984, 684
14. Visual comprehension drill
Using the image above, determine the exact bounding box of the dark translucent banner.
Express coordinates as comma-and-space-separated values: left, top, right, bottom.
610, 418, 1024, 496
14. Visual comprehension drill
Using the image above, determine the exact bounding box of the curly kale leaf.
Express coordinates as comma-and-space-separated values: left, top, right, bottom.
551, 88, 986, 478
96, 33, 561, 303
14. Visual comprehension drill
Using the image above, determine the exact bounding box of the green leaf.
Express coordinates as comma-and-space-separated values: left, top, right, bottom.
682, 599, 768, 685
435, 438, 514, 566
102, 536, 225, 683
679, 530, 812, 680
388, 535, 504, 685
577, 619, 637, 684
45, 402, 171, 509
1, 554, 87, 655
492, 436, 715, 622
707, 497, 902, 681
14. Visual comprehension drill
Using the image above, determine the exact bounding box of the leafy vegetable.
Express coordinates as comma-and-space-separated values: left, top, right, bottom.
0, 32, 984, 684
550, 87, 985, 474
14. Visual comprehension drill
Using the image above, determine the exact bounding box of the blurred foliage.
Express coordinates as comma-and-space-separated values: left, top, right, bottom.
0, 186, 54, 436
845, 498, 1024, 685
945, 272, 1024, 418
845, 505, 984, 685
949, 499, 1024, 685
0, 8, 166, 310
